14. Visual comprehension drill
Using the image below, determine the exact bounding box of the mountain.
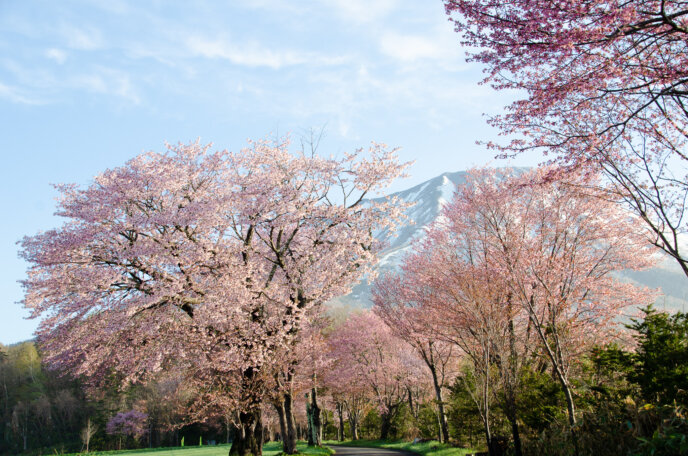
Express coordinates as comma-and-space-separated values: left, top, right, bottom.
328, 170, 688, 313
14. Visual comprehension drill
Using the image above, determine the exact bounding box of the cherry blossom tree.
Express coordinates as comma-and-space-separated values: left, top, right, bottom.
380, 167, 655, 454
430, 167, 655, 453
444, 0, 688, 276
406, 221, 533, 455
20, 138, 408, 456
395, 243, 520, 454
107, 410, 148, 449
321, 363, 371, 441
328, 311, 425, 440
372, 274, 456, 443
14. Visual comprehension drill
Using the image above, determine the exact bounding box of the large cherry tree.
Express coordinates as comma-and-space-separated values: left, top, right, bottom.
444, 0, 688, 276
437, 168, 655, 451
20, 138, 408, 456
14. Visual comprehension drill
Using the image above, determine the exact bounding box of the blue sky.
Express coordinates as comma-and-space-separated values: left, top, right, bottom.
0, 0, 539, 344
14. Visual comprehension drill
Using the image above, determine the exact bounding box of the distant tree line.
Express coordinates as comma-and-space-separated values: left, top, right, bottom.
0, 340, 216, 454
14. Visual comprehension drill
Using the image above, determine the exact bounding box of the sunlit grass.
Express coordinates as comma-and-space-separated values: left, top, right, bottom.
324, 439, 475, 456
65, 441, 333, 456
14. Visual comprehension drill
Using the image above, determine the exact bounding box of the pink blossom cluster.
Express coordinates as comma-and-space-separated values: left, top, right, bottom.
106, 409, 148, 439
444, 0, 688, 275
19, 137, 410, 424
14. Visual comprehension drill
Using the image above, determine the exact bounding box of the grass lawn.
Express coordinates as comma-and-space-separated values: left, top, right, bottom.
65, 441, 334, 456
324, 439, 475, 456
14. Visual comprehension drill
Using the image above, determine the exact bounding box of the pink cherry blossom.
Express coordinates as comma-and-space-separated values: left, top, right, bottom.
19, 137, 410, 456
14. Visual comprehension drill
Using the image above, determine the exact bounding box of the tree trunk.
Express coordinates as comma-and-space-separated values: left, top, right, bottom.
274, 401, 287, 445
561, 380, 580, 456
504, 400, 522, 456
306, 395, 314, 446
482, 417, 492, 456
483, 346, 493, 456
407, 388, 416, 419
505, 308, 523, 456
229, 408, 263, 456
430, 365, 449, 444
336, 403, 345, 441
379, 404, 398, 440
321, 408, 328, 441
306, 387, 322, 446
349, 414, 359, 440
561, 381, 576, 427
226, 416, 231, 444
283, 392, 298, 454
380, 413, 392, 440
436, 407, 443, 443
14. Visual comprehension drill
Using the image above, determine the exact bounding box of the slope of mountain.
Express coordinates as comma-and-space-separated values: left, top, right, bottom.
328, 170, 688, 312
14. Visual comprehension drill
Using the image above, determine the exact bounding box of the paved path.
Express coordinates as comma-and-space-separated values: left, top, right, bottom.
331, 446, 417, 456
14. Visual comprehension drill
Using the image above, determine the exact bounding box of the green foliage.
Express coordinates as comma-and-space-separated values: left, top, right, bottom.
415, 404, 441, 441
628, 305, 688, 405
360, 409, 381, 440
0, 341, 93, 455
514, 369, 565, 436
522, 325, 688, 456
445, 375, 487, 449
390, 404, 416, 440
325, 439, 474, 456
526, 399, 639, 456
588, 344, 636, 401
631, 405, 688, 456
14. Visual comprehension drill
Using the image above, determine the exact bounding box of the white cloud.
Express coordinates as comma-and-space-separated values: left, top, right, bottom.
73, 68, 140, 104
235, 0, 398, 22
186, 36, 302, 68
323, 0, 399, 23
0, 81, 43, 105
379, 33, 444, 62
60, 25, 103, 50
377, 24, 468, 68
45, 48, 67, 64
79, 0, 131, 14
75, 74, 107, 93
185, 35, 348, 69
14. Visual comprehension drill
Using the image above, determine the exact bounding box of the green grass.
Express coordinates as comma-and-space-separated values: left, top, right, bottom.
64, 441, 334, 456
323, 439, 475, 456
